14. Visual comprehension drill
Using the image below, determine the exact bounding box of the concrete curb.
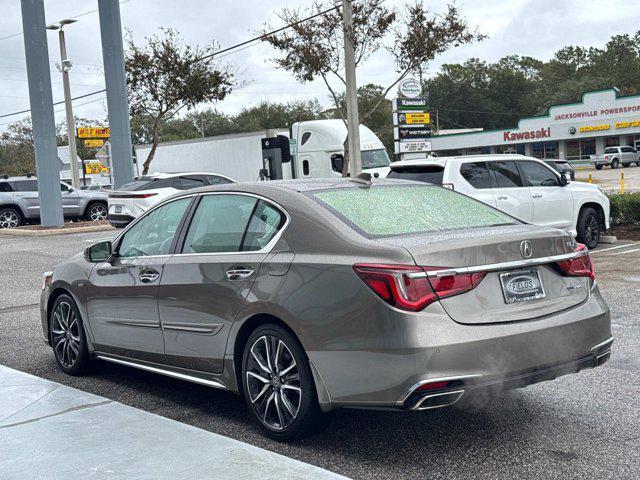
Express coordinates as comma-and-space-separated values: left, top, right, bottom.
0, 224, 115, 237
599, 235, 617, 244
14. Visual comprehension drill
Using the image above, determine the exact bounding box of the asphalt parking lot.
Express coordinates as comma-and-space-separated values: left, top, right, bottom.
575, 163, 640, 192
1, 231, 639, 480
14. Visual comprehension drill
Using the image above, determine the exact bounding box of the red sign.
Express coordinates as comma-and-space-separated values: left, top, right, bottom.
503, 127, 550, 142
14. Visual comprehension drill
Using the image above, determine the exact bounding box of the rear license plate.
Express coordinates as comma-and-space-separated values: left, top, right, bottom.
114, 205, 122, 214
499, 269, 545, 304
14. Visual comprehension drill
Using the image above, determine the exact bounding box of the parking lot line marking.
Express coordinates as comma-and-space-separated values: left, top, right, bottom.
591, 244, 639, 254
613, 248, 640, 255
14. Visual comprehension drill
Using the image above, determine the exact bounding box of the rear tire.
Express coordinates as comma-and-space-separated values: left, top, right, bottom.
49, 294, 91, 375
595, 165, 603, 170
0, 207, 22, 229
636, 161, 640, 167
576, 207, 601, 249
622, 162, 631, 168
241, 323, 327, 441
611, 158, 620, 169
85, 202, 107, 222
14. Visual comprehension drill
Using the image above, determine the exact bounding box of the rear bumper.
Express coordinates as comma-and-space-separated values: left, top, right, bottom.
107, 213, 134, 228
398, 337, 613, 410
308, 286, 612, 410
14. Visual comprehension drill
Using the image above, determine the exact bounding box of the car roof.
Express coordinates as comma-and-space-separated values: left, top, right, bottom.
144, 172, 231, 179
390, 154, 553, 169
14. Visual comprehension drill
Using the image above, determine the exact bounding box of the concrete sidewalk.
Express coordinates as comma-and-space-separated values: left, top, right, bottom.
0, 365, 346, 480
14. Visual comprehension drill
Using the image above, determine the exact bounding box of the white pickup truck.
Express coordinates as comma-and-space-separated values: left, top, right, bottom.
590, 146, 640, 170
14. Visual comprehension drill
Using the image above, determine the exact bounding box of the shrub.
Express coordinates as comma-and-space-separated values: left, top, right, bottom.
608, 192, 640, 226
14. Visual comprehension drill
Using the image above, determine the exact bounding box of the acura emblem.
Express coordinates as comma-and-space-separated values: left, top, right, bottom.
520, 240, 533, 258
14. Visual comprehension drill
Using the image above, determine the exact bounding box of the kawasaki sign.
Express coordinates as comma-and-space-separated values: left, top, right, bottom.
503, 127, 551, 142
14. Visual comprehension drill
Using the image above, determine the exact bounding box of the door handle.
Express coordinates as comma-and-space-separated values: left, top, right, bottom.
497, 195, 508, 200
532, 193, 543, 198
226, 267, 254, 281
139, 270, 160, 283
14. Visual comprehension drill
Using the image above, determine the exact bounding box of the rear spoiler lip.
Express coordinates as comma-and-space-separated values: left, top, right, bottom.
408, 249, 590, 278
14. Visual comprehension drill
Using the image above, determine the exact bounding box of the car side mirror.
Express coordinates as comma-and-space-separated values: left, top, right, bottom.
331, 154, 344, 173
84, 241, 112, 263
560, 172, 571, 186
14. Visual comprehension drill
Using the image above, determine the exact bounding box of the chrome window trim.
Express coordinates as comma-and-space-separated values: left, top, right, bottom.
407, 249, 590, 279
175, 191, 291, 257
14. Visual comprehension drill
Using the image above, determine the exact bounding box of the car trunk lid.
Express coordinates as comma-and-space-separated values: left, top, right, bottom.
379, 225, 591, 324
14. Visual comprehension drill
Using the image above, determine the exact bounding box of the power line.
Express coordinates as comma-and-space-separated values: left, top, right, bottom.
0, 3, 341, 122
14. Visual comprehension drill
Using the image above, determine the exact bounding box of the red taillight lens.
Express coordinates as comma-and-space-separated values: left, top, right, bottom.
353, 264, 436, 312
108, 192, 158, 199
556, 243, 595, 280
353, 264, 486, 312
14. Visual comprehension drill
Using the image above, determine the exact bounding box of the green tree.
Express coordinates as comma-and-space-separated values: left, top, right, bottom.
125, 27, 234, 174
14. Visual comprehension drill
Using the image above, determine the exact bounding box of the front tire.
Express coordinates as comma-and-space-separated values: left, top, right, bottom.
49, 294, 91, 375
576, 207, 601, 249
0, 207, 22, 228
85, 202, 107, 222
241, 324, 326, 441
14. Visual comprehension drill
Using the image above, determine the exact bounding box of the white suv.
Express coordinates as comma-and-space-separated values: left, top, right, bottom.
388, 154, 610, 248
108, 172, 234, 228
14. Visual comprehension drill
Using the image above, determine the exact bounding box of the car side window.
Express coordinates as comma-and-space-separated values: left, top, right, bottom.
300, 132, 312, 145
118, 197, 192, 258
206, 175, 232, 185
621, 146, 634, 153
460, 162, 492, 189
181, 194, 257, 254
242, 201, 286, 251
145, 178, 174, 190
0, 182, 12, 192
174, 176, 208, 190
13, 180, 38, 192
60, 183, 70, 192
519, 161, 559, 187
489, 161, 523, 188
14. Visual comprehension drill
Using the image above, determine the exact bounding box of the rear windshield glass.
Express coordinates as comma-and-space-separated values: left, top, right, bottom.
311, 185, 516, 237
604, 147, 617, 154
387, 165, 444, 185
118, 177, 173, 191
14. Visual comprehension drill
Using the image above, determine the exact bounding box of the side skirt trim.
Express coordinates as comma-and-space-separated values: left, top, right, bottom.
95, 354, 227, 390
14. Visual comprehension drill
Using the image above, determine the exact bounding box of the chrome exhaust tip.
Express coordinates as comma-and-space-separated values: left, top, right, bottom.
411, 389, 465, 411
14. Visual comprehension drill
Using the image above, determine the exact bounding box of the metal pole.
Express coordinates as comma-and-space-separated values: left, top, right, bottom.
98, 0, 134, 188
20, 0, 63, 226
58, 29, 80, 187
341, 0, 361, 176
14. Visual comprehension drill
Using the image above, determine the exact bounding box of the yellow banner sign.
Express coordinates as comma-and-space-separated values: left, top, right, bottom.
84, 139, 104, 148
578, 124, 610, 133
77, 127, 110, 139
403, 112, 430, 125
615, 120, 640, 129
85, 161, 109, 174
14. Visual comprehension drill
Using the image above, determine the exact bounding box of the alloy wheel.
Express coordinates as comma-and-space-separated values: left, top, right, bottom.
89, 204, 107, 221
246, 335, 301, 431
51, 301, 81, 368
584, 214, 599, 245
0, 210, 19, 228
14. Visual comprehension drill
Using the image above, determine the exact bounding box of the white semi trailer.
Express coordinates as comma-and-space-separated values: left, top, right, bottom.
134, 119, 391, 182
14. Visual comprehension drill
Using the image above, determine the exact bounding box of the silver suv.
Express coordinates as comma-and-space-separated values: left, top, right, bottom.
0, 176, 108, 228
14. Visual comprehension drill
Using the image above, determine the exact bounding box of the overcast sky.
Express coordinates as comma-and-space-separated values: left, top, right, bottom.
1, 0, 638, 132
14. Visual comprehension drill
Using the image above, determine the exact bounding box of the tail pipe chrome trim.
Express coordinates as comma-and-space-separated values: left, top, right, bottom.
411, 390, 465, 411
396, 374, 482, 407
590, 336, 614, 352
96, 355, 227, 390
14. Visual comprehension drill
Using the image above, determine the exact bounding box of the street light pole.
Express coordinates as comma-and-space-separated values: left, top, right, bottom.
48, 20, 80, 188
341, 0, 362, 176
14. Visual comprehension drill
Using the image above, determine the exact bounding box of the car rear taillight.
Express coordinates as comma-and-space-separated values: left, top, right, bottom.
416, 380, 450, 391
556, 243, 595, 280
108, 192, 158, 199
353, 264, 486, 312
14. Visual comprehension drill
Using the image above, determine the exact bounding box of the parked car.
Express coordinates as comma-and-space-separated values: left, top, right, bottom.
0, 176, 108, 229
387, 155, 610, 248
544, 159, 575, 181
590, 146, 640, 169
107, 172, 235, 228
41, 178, 612, 441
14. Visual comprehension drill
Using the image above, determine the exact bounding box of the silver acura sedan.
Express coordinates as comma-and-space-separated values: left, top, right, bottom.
40, 178, 612, 441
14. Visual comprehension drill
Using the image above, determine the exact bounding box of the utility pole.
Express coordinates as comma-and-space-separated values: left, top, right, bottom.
47, 19, 80, 188
98, 0, 134, 188
341, 0, 362, 176
21, 0, 63, 227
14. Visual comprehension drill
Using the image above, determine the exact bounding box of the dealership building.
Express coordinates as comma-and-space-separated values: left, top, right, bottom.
429, 88, 640, 161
